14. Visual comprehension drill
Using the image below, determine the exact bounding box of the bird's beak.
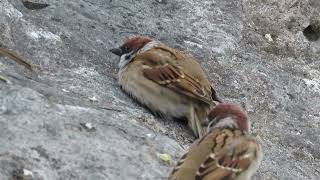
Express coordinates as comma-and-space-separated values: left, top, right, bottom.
214, 97, 222, 104
109, 47, 123, 56
212, 91, 223, 104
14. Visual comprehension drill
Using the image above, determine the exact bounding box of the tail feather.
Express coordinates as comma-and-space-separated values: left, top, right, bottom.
189, 104, 210, 138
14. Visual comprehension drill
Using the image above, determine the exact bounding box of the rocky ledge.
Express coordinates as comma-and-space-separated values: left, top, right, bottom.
0, 0, 319, 179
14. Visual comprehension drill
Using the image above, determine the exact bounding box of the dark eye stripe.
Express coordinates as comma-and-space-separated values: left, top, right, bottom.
121, 46, 131, 54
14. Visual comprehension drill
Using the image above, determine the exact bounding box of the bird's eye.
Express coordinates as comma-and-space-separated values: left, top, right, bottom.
123, 46, 131, 52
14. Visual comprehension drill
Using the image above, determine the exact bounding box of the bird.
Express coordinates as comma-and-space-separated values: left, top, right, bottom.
168, 103, 263, 180
110, 36, 221, 137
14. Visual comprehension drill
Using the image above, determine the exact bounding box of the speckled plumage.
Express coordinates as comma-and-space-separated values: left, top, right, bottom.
111, 36, 221, 137
169, 104, 263, 180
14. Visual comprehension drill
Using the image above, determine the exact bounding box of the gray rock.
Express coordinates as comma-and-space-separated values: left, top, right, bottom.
0, 0, 319, 179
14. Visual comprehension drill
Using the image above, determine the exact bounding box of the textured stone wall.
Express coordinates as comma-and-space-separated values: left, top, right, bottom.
0, 0, 319, 179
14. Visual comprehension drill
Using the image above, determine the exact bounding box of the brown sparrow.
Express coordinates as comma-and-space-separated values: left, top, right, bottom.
110, 36, 221, 137
169, 103, 263, 180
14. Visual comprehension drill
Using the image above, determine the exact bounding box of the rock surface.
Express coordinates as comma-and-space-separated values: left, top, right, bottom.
0, 0, 319, 179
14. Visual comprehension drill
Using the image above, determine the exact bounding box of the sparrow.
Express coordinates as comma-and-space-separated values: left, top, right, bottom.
110, 36, 221, 137
169, 103, 263, 180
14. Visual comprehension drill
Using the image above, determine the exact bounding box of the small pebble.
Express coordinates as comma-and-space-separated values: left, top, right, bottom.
265, 34, 273, 42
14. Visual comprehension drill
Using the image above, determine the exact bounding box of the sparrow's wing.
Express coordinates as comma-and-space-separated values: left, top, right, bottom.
196, 136, 260, 180
140, 47, 213, 104
168, 129, 222, 180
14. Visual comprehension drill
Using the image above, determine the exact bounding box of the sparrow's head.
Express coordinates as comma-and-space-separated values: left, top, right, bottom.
110, 36, 153, 69
207, 103, 250, 132
110, 36, 153, 57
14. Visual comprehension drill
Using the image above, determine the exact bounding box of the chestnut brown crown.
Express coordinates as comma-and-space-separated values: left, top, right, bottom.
208, 103, 250, 132
110, 36, 153, 56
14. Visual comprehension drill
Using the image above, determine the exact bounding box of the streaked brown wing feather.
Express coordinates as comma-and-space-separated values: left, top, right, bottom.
142, 60, 212, 104
196, 129, 251, 180
169, 129, 222, 180
196, 135, 256, 180
132, 44, 220, 105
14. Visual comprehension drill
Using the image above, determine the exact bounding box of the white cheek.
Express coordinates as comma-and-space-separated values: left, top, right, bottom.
118, 54, 127, 68
118, 53, 133, 69
214, 117, 237, 129
118, 41, 159, 70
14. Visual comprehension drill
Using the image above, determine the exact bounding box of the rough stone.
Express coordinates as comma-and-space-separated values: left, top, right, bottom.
0, 0, 319, 179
